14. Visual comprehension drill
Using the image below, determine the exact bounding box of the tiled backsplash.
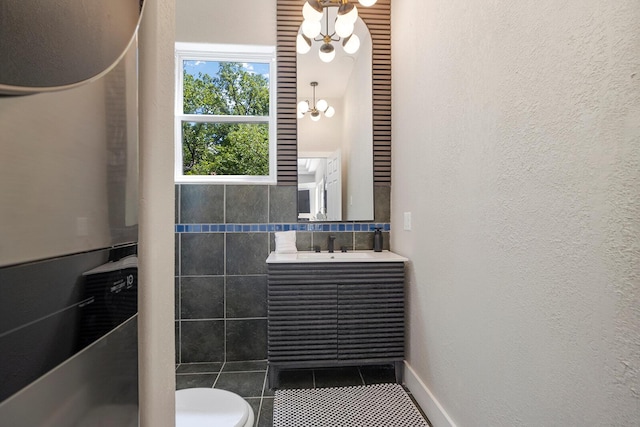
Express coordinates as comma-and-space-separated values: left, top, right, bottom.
174, 184, 391, 364
176, 222, 390, 233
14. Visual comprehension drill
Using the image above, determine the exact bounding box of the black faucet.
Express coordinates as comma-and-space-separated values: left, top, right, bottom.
328, 235, 336, 253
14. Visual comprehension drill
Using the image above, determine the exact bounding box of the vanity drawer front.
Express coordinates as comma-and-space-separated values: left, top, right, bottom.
268, 281, 337, 362
337, 274, 405, 360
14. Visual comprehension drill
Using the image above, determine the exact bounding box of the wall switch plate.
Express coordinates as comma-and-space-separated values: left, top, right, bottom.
403, 212, 412, 231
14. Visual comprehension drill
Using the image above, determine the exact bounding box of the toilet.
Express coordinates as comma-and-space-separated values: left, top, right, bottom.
175, 388, 255, 427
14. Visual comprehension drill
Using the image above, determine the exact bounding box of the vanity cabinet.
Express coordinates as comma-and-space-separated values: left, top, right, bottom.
267, 260, 405, 388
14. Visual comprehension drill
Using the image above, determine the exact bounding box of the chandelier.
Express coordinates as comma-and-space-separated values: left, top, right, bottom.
298, 82, 335, 121
296, 0, 377, 63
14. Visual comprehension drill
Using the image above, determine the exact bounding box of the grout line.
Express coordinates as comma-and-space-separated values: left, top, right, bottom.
175, 184, 182, 224
213, 361, 226, 388
267, 184, 271, 224
223, 184, 226, 224
175, 364, 225, 377
357, 367, 366, 385
176, 371, 222, 376
255, 370, 269, 427
176, 362, 225, 366
260, 369, 268, 398
223, 229, 227, 363
178, 276, 182, 364
177, 231, 182, 364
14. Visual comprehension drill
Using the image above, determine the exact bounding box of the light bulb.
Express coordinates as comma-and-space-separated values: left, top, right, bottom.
302, 1, 323, 21
324, 106, 335, 118
338, 4, 358, 24
318, 43, 336, 63
297, 100, 309, 113
301, 19, 321, 38
296, 33, 311, 54
316, 99, 328, 112
334, 17, 354, 38
358, 0, 377, 6
297, 111, 305, 119
311, 111, 321, 121
342, 34, 360, 54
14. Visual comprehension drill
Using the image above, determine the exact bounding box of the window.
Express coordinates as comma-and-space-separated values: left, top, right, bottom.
175, 43, 276, 183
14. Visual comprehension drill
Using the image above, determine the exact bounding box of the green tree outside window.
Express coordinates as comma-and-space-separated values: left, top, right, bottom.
181, 62, 270, 176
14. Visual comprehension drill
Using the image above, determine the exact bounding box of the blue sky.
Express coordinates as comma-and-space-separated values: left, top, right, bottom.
183, 60, 270, 80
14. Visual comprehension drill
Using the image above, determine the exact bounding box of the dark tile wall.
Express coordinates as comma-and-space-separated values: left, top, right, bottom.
175, 184, 391, 364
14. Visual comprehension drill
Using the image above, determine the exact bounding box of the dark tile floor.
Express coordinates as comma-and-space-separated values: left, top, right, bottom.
175, 360, 430, 427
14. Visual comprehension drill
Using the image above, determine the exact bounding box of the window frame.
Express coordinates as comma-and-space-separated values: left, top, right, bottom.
174, 42, 277, 184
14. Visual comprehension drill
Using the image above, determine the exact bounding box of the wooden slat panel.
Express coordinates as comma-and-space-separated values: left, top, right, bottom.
277, 0, 391, 185
276, 0, 301, 185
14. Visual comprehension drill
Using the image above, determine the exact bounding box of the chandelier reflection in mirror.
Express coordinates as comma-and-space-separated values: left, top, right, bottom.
296, 0, 377, 63
298, 82, 335, 121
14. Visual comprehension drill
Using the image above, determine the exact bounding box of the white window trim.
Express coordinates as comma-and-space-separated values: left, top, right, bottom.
174, 42, 277, 184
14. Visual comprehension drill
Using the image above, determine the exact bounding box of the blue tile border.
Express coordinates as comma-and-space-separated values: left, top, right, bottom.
174, 223, 391, 233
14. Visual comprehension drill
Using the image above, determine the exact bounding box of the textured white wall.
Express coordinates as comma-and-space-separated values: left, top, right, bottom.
391, 1, 640, 425
298, 97, 343, 154
176, 0, 276, 45
343, 33, 373, 221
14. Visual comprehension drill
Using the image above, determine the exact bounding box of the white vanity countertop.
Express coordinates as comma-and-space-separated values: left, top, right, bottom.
266, 250, 408, 263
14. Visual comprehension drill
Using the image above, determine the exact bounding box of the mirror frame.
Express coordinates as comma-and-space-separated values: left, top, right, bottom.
275, 0, 391, 193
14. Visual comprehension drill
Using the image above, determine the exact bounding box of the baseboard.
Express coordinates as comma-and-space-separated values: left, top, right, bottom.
403, 361, 457, 427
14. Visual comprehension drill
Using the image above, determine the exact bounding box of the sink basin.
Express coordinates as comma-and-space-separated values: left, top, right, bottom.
297, 252, 372, 260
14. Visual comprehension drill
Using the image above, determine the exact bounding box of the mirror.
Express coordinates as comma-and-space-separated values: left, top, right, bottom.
297, 153, 336, 221
297, 12, 374, 221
